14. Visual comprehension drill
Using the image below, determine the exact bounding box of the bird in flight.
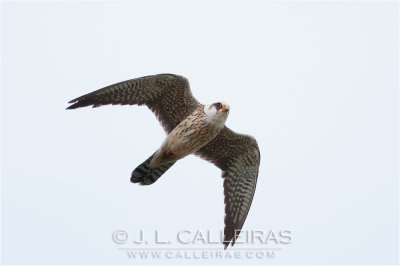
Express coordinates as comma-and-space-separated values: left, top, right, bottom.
67, 74, 260, 248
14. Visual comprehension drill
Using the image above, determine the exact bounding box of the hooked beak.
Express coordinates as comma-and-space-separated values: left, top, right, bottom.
222, 104, 230, 112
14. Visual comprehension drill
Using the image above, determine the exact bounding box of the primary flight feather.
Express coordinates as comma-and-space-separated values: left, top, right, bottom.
67, 74, 260, 248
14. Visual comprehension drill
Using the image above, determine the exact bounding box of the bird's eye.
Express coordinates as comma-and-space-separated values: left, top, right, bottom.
215, 102, 222, 109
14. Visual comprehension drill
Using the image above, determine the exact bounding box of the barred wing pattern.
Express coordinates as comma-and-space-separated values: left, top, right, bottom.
67, 74, 261, 249
195, 127, 260, 249
67, 74, 200, 133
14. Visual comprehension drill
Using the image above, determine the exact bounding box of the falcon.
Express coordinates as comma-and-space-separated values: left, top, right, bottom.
67, 74, 260, 248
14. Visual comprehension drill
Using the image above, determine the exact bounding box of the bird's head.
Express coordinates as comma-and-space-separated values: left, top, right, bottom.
204, 102, 230, 125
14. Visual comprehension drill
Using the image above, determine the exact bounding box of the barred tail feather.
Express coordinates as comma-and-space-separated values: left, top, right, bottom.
131, 153, 176, 185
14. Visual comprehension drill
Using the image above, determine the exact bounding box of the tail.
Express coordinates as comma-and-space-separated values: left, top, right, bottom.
131, 153, 176, 185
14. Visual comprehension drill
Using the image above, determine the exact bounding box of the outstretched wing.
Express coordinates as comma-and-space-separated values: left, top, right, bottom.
67, 74, 200, 133
195, 127, 260, 249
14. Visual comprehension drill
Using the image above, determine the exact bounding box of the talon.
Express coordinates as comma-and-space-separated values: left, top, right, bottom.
165, 150, 176, 158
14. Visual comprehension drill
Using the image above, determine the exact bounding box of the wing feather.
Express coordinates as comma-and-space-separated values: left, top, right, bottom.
195, 126, 260, 249
67, 74, 200, 133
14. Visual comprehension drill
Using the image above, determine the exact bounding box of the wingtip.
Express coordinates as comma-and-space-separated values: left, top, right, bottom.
66, 103, 77, 110
66, 97, 80, 110
223, 238, 232, 250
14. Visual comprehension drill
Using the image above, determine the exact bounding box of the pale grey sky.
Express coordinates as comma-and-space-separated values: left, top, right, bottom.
2, 1, 398, 264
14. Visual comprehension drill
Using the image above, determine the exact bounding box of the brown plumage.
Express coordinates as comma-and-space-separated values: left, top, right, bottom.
67, 74, 260, 249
